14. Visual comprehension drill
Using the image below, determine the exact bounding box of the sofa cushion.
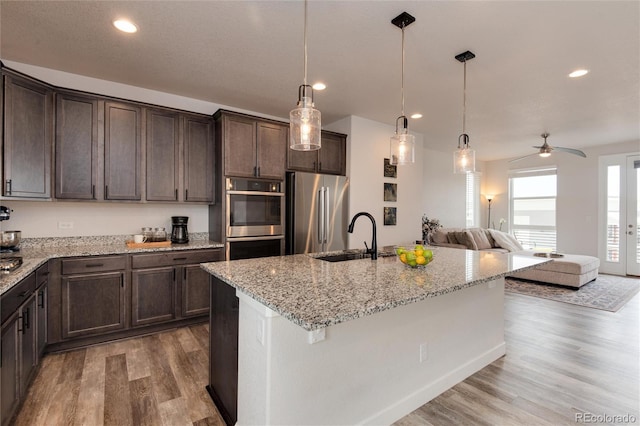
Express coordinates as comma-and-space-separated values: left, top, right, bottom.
452, 230, 478, 250
469, 229, 492, 250
485, 230, 497, 247
431, 229, 450, 244
488, 229, 523, 252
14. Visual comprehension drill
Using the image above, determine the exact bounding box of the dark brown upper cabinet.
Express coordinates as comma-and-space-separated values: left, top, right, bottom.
55, 91, 99, 200
218, 111, 287, 180
104, 101, 142, 200
287, 130, 347, 176
146, 108, 180, 202
2, 70, 54, 198
183, 114, 214, 202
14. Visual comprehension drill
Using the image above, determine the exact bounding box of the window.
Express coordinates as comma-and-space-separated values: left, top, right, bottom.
466, 172, 480, 227
509, 167, 557, 250
606, 165, 620, 262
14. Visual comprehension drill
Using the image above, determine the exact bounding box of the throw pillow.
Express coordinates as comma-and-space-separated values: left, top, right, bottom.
431, 229, 450, 244
453, 230, 478, 250
488, 230, 524, 252
447, 233, 459, 244
469, 229, 492, 250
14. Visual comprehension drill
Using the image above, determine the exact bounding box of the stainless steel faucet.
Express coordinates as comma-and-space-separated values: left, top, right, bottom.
347, 212, 377, 260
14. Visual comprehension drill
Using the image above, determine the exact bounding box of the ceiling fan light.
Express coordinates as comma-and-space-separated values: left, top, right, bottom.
539, 152, 551, 158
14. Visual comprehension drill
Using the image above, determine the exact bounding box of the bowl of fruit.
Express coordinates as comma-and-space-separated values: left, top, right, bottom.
395, 244, 433, 268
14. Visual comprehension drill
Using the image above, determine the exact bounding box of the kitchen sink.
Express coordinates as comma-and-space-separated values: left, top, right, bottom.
314, 249, 396, 263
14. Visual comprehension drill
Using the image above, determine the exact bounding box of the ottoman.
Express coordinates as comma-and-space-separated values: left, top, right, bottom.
508, 252, 600, 288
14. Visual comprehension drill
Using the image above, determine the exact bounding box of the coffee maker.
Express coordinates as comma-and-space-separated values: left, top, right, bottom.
171, 216, 189, 244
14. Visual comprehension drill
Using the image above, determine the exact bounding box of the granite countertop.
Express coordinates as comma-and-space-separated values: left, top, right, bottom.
0, 233, 224, 295
201, 246, 551, 331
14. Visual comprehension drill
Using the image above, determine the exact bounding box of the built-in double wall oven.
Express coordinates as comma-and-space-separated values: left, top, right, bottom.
225, 178, 284, 260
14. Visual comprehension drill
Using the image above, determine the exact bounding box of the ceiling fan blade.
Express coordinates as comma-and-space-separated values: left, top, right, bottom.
532, 145, 543, 149
509, 153, 539, 163
552, 146, 587, 157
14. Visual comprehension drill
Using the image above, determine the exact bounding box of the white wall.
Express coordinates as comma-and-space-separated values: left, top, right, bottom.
326, 116, 425, 249
483, 140, 640, 256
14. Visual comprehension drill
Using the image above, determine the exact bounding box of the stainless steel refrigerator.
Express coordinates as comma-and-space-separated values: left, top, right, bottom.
285, 172, 349, 254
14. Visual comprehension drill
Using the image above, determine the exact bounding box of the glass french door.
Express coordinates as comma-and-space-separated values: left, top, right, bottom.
599, 153, 639, 276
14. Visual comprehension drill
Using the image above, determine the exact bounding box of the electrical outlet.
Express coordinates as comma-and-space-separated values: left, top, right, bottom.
58, 221, 74, 229
419, 342, 428, 363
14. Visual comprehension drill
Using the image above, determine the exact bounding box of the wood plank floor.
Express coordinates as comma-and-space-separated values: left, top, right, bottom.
15, 290, 639, 425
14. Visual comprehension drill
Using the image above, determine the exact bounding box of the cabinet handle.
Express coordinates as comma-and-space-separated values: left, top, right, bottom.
18, 315, 23, 333
173, 269, 176, 282
6, 179, 12, 195
185, 189, 188, 200
92, 184, 96, 199
18, 291, 29, 298
105, 185, 109, 199
173, 257, 187, 261
257, 166, 261, 177
24, 307, 30, 331
175, 189, 178, 200
318, 161, 322, 171
253, 166, 257, 177
85, 263, 105, 268
38, 290, 45, 308
183, 268, 187, 280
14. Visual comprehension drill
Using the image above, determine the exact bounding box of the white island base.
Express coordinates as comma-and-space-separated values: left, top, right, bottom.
235, 277, 506, 425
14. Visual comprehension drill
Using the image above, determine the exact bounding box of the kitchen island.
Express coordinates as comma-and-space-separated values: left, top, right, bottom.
201, 247, 549, 425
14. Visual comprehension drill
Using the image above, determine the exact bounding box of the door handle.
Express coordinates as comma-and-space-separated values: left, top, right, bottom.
5, 179, 12, 195
324, 186, 330, 244
318, 189, 324, 242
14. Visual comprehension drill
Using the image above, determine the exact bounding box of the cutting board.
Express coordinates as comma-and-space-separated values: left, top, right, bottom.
126, 240, 172, 248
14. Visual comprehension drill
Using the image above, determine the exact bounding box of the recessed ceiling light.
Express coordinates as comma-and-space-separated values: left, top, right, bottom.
113, 19, 138, 33
410, 113, 423, 119
312, 82, 326, 91
568, 69, 588, 78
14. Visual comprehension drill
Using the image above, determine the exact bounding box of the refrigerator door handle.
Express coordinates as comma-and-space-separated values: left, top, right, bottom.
318, 188, 325, 245
324, 186, 330, 244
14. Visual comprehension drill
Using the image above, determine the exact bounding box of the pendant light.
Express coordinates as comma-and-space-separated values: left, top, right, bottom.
453, 50, 476, 174
390, 12, 416, 166
290, 0, 321, 151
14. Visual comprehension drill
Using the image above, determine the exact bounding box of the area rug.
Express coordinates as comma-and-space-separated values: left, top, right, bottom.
505, 274, 640, 312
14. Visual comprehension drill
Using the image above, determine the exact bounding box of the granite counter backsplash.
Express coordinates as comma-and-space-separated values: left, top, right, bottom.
201, 247, 551, 331
0, 233, 223, 295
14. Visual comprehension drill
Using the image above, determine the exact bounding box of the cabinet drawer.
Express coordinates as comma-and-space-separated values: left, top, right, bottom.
131, 249, 222, 269
62, 255, 126, 275
1, 272, 36, 325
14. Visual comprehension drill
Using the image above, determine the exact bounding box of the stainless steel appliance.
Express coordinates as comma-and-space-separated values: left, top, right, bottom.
225, 178, 285, 260
285, 172, 349, 254
226, 178, 284, 238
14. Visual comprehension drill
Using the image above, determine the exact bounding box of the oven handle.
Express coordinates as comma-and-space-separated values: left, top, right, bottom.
226, 190, 284, 196
226, 235, 285, 242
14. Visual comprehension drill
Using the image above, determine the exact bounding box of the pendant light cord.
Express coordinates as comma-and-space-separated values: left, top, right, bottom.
401, 25, 405, 117
303, 0, 308, 86
462, 59, 467, 135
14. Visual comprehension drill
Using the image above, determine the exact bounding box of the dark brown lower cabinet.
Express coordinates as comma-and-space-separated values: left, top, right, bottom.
0, 271, 43, 426
182, 264, 211, 317
61, 271, 126, 340
131, 267, 176, 326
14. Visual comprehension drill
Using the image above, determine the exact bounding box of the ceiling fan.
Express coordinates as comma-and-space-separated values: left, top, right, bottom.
509, 133, 587, 163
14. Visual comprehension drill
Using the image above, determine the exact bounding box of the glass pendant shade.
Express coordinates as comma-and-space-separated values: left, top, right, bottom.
290, 85, 321, 151
454, 133, 475, 174
390, 129, 415, 165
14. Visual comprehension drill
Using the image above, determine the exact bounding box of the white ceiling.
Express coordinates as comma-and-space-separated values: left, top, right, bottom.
1, 1, 638, 161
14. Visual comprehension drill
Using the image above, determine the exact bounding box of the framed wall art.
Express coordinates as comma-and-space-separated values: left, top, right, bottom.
384, 158, 397, 178
384, 207, 397, 226
384, 183, 397, 202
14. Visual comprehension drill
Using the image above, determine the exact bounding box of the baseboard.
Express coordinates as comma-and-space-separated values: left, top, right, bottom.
360, 342, 507, 425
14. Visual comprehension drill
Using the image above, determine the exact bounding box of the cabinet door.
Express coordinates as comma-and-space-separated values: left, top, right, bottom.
287, 148, 318, 173
55, 92, 98, 199
61, 271, 126, 339
2, 73, 53, 198
131, 267, 176, 327
1, 314, 19, 425
19, 295, 37, 396
36, 284, 47, 359
146, 108, 180, 201
181, 265, 210, 317
223, 115, 256, 178
318, 132, 347, 176
256, 122, 287, 179
183, 115, 214, 202
104, 101, 141, 200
